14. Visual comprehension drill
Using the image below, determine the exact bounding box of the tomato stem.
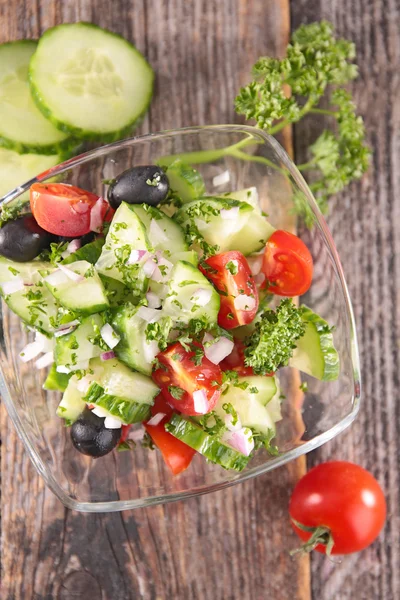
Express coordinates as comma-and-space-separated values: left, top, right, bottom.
290, 519, 335, 557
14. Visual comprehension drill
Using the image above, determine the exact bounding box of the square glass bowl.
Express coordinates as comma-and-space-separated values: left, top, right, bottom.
0, 125, 361, 512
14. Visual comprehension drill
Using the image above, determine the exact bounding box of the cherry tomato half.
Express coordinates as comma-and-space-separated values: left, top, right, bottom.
152, 342, 222, 416
289, 461, 387, 555
30, 183, 113, 237
144, 394, 196, 475
262, 230, 313, 297
199, 251, 258, 329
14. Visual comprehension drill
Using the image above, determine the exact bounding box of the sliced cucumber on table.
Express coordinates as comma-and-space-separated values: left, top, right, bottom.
29, 22, 154, 141
0, 41, 74, 155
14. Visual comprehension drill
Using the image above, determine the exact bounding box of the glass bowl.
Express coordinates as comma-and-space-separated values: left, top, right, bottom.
0, 125, 361, 512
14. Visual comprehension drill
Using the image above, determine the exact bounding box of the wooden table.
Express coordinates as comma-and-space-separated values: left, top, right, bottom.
1, 1, 399, 598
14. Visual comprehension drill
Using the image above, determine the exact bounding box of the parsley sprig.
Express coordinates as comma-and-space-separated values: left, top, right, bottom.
235, 21, 370, 220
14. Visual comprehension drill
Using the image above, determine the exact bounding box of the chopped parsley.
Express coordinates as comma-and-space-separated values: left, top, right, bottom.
299, 381, 308, 393
168, 385, 185, 400
145, 317, 173, 351
222, 402, 239, 426
226, 260, 239, 276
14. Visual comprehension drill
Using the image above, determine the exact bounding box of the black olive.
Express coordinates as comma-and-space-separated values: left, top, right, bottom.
57, 231, 97, 246
108, 165, 169, 209
0, 214, 54, 262
70, 408, 121, 458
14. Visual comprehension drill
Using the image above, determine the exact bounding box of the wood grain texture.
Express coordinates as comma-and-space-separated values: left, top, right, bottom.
291, 1, 400, 599
0, 2, 311, 600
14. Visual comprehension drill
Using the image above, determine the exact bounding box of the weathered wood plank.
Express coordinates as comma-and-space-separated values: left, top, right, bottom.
0, 2, 311, 599
291, 1, 400, 599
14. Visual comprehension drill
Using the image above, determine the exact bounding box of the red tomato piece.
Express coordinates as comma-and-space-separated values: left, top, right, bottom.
199, 251, 259, 329
289, 461, 387, 555
144, 394, 195, 475
152, 343, 222, 416
262, 230, 313, 297
119, 424, 132, 445
30, 183, 112, 237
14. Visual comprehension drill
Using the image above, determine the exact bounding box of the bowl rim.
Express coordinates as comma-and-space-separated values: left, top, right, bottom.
0, 124, 361, 512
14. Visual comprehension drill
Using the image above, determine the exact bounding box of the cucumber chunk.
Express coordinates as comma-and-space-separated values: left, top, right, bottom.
222, 187, 261, 213
44, 260, 109, 315
95, 202, 150, 294
0, 147, 61, 202
289, 306, 340, 381
214, 376, 279, 436
0, 257, 59, 333
162, 260, 220, 325
165, 159, 205, 203
0, 41, 73, 154
54, 314, 103, 370
129, 204, 187, 254
29, 23, 154, 140
56, 377, 86, 424
83, 357, 159, 424
43, 363, 71, 392
62, 237, 105, 265
166, 413, 250, 471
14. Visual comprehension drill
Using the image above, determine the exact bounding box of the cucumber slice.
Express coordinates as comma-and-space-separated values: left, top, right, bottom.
173, 250, 198, 266
166, 413, 250, 471
95, 202, 150, 293
214, 376, 278, 436
165, 159, 205, 203
44, 260, 109, 315
0, 147, 61, 202
0, 41, 74, 154
43, 363, 71, 392
163, 260, 220, 325
289, 306, 340, 381
54, 314, 103, 370
83, 357, 159, 424
56, 377, 86, 424
99, 274, 139, 308
222, 187, 261, 213
129, 204, 187, 254
29, 23, 154, 141
0, 257, 59, 332
229, 216, 275, 256
62, 237, 105, 265
112, 304, 172, 375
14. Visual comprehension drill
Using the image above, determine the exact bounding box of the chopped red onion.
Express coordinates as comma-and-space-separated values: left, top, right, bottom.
127, 249, 148, 265
143, 258, 157, 278
35, 331, 54, 353
146, 291, 161, 309
150, 219, 168, 243
44, 269, 70, 287
212, 170, 230, 187
100, 351, 116, 361
224, 412, 242, 432
248, 254, 263, 276
89, 198, 104, 232
137, 306, 160, 322
191, 288, 212, 307
54, 321, 80, 337
146, 412, 166, 427
58, 263, 85, 282
254, 272, 266, 285
68, 238, 81, 253
234, 294, 256, 311
35, 351, 54, 369
100, 323, 120, 349
204, 336, 234, 365
222, 428, 254, 456
193, 389, 209, 414
1, 277, 25, 295
220, 206, 240, 220
19, 341, 43, 363
104, 416, 123, 429
150, 257, 173, 283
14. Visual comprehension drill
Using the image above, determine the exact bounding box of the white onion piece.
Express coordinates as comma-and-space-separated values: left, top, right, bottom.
54, 324, 79, 338
77, 376, 92, 393
104, 416, 123, 429
204, 336, 234, 365
203, 332, 214, 344
224, 412, 242, 432
58, 263, 85, 283
222, 428, 254, 456
137, 306, 160, 322
147, 412, 166, 427
74, 359, 90, 371
151, 257, 173, 283
143, 258, 157, 278
56, 319, 80, 332
35, 352, 54, 369
234, 294, 256, 311
150, 219, 168, 243
91, 405, 109, 418
212, 170, 230, 187
2, 277, 25, 295
56, 365, 71, 374
68, 238, 81, 253
146, 291, 161, 309
220, 207, 240, 220
35, 331, 54, 353
254, 272, 266, 285
100, 323, 120, 349
143, 339, 159, 363
89, 198, 104, 232
101, 351, 116, 361
44, 269, 70, 287
247, 254, 264, 276
19, 341, 43, 363
127, 249, 148, 265
191, 288, 212, 306
193, 389, 209, 414
129, 428, 145, 442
